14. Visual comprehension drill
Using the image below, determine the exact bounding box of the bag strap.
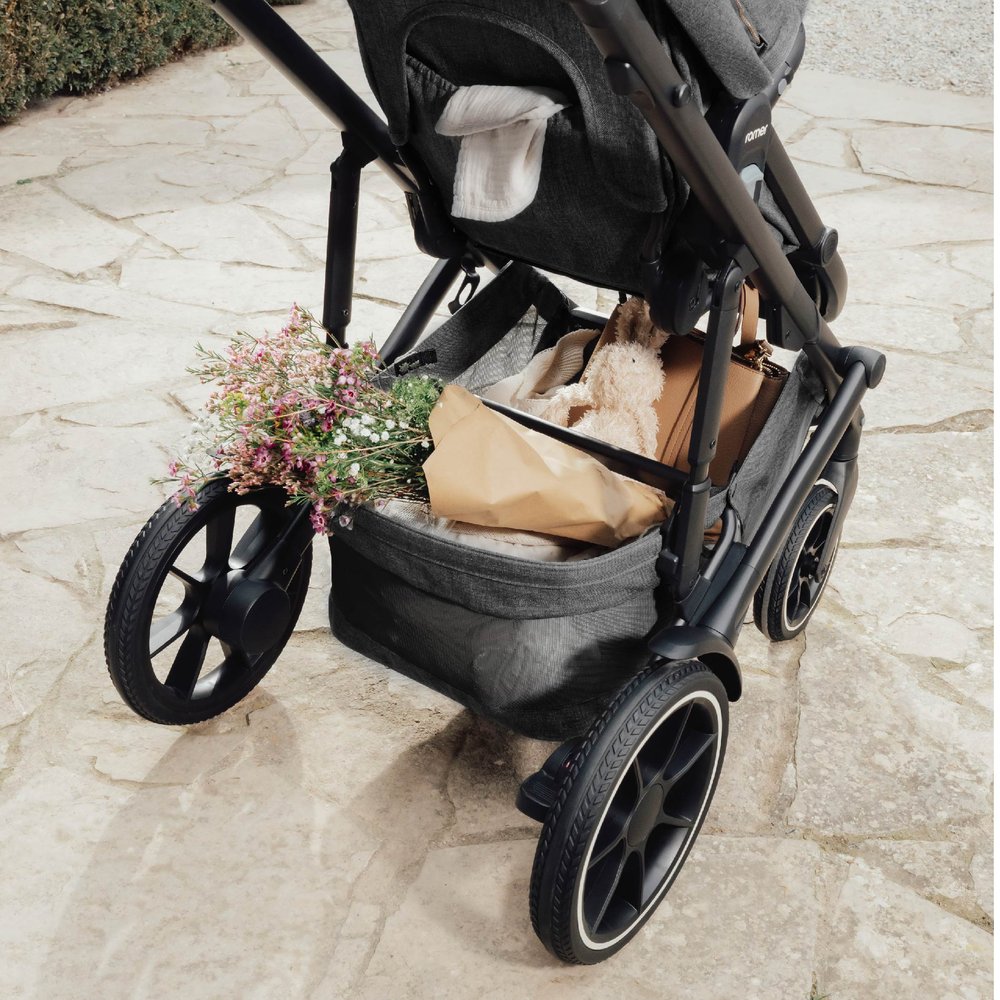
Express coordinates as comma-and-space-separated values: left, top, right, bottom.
738, 283, 760, 346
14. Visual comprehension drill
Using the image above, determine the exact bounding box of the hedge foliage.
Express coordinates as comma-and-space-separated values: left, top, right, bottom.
0, 0, 303, 123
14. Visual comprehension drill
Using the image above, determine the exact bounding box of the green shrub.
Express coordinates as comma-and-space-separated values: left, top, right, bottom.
0, 0, 304, 123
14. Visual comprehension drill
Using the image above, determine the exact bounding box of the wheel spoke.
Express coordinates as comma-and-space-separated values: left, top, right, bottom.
658, 810, 694, 829
205, 506, 235, 571
650, 702, 693, 783
167, 564, 201, 590
149, 610, 192, 657
804, 520, 825, 552
585, 845, 627, 932
631, 757, 645, 793
620, 848, 645, 910
663, 731, 717, 787
164, 626, 210, 699
588, 831, 627, 870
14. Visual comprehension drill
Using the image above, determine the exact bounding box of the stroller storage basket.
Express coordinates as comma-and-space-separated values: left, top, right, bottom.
328, 264, 823, 740
330, 509, 661, 739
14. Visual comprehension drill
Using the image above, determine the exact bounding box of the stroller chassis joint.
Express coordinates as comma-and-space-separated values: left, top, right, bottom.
106, 0, 887, 965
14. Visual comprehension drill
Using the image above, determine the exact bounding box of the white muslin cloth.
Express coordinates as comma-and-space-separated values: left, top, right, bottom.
435, 85, 568, 222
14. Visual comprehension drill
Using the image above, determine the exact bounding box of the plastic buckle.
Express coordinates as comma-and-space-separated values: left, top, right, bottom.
448, 257, 481, 315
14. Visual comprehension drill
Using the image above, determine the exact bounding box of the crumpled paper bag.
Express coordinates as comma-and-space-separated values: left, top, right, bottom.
422, 385, 669, 548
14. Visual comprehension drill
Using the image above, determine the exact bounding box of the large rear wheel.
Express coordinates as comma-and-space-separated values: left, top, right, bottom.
529, 660, 728, 964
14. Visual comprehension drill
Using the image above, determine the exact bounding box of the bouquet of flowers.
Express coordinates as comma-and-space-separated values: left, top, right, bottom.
164, 306, 441, 533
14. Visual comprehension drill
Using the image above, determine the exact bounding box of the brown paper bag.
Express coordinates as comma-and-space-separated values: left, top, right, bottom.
423, 385, 668, 548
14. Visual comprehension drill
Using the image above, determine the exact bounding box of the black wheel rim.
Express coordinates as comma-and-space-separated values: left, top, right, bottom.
146, 487, 303, 706
782, 503, 836, 632
578, 694, 722, 947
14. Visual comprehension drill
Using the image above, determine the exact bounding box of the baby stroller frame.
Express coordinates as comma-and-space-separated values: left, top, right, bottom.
105, 0, 886, 965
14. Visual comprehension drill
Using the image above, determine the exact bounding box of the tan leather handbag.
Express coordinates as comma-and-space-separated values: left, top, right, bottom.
570, 288, 787, 486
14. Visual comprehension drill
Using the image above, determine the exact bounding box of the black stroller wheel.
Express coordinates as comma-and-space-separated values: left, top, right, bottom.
754, 484, 839, 642
529, 660, 728, 964
104, 478, 312, 725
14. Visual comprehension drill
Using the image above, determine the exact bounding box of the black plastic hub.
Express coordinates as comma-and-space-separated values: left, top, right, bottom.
216, 579, 292, 655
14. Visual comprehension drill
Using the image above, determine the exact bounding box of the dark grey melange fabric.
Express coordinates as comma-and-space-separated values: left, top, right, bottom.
343, 0, 806, 290
328, 268, 820, 739
661, 1, 810, 99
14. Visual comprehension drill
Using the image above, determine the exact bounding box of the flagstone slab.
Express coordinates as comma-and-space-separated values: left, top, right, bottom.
134, 203, 303, 268
970, 846, 993, 919
830, 546, 992, 661
937, 661, 993, 715
860, 352, 992, 431
0, 563, 92, 729
0, 320, 202, 419
841, 246, 993, 312
786, 70, 993, 127
788, 621, 992, 838
0, 185, 141, 275
708, 632, 804, 834
0, 731, 370, 1000
0, 421, 169, 534
853, 124, 993, 192
817, 184, 992, 252
940, 242, 994, 285
9, 273, 226, 329
359, 837, 825, 1000
791, 159, 880, 198
119, 258, 324, 316
56, 152, 274, 220
814, 860, 992, 1000
847, 837, 986, 920
214, 105, 311, 163
0, 154, 64, 189
785, 126, 859, 168
831, 301, 964, 356
846, 429, 992, 548
0, 300, 75, 334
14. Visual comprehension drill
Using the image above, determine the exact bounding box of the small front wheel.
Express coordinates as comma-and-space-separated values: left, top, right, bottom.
754, 483, 839, 642
104, 478, 312, 725
529, 660, 728, 964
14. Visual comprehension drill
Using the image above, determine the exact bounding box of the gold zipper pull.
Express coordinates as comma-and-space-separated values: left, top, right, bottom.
737, 340, 773, 371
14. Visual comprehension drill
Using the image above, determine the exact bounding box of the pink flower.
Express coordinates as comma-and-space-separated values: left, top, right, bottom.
309, 505, 328, 533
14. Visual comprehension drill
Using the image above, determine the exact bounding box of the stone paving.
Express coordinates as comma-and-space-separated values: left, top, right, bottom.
0, 2, 993, 998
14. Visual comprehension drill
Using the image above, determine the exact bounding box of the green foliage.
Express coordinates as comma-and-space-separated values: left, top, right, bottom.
0, 0, 304, 123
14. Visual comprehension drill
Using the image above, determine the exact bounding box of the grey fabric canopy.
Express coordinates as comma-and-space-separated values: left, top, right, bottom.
662, 0, 810, 98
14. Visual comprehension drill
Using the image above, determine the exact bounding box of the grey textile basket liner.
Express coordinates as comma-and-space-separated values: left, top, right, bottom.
329, 264, 822, 740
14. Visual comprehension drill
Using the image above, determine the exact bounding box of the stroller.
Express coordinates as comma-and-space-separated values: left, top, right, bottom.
104, 0, 885, 965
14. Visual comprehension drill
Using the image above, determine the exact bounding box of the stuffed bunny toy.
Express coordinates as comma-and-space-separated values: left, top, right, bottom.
540, 297, 666, 459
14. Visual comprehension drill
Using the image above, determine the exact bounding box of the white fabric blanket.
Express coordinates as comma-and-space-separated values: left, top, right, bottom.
435, 85, 568, 222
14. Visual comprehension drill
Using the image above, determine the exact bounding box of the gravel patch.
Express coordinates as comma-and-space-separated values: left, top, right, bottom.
804, 0, 993, 96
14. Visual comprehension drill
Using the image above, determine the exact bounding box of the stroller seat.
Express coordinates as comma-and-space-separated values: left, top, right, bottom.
347, 0, 807, 288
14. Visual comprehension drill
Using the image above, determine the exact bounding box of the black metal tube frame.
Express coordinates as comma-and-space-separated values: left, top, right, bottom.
199, 0, 884, 670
